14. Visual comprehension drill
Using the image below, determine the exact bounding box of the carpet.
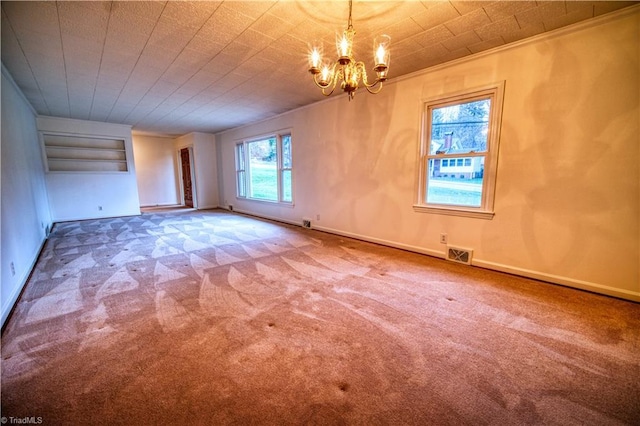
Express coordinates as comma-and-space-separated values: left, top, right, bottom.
2, 209, 639, 424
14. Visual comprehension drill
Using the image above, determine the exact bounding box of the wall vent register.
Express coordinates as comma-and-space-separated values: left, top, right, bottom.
41, 133, 128, 172
447, 247, 473, 265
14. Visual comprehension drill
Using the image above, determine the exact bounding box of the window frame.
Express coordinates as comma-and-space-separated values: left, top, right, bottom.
414, 81, 505, 219
235, 143, 246, 198
235, 130, 293, 205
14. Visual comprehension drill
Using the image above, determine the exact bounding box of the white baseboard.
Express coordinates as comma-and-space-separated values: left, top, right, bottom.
471, 259, 640, 302
232, 208, 303, 228
1, 237, 47, 327
196, 204, 219, 210
312, 224, 444, 259
305, 224, 640, 303
53, 211, 141, 223
140, 203, 181, 208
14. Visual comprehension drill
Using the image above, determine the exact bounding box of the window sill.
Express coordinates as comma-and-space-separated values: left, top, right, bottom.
413, 204, 494, 220
236, 197, 295, 208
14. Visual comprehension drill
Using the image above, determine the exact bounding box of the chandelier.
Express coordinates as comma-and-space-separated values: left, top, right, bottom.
307, 0, 390, 100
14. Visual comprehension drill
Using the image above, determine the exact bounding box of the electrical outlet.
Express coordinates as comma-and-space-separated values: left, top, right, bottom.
316, 214, 320, 221
98, 206, 103, 211
440, 233, 448, 244
10, 261, 15, 276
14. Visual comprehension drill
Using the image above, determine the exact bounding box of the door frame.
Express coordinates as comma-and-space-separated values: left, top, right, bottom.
177, 146, 197, 209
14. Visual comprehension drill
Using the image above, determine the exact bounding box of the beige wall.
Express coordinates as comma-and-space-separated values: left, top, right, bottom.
176, 132, 219, 210
216, 9, 639, 300
132, 131, 219, 210
37, 116, 141, 222
132, 134, 181, 207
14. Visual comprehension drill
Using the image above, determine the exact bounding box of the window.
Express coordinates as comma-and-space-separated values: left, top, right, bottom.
415, 82, 504, 219
235, 131, 293, 204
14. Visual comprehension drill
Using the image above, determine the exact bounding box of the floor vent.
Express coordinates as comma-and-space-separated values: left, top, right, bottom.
447, 246, 473, 265
302, 218, 312, 229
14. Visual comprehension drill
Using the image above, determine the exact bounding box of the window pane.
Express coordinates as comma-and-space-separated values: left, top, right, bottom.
282, 170, 292, 202
236, 144, 245, 170
282, 134, 292, 168
427, 157, 484, 207
237, 171, 246, 197
248, 139, 278, 201
429, 98, 490, 154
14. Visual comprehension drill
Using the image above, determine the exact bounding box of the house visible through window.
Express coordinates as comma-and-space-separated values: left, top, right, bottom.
415, 82, 504, 219
235, 132, 292, 204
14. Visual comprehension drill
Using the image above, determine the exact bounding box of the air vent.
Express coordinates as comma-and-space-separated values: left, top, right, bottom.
447, 246, 473, 265
302, 218, 312, 229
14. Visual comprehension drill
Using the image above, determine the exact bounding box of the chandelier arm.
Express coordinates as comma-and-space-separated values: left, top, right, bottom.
313, 65, 341, 96
312, 64, 339, 91
321, 84, 338, 97
312, 75, 329, 90
356, 61, 382, 89
365, 82, 383, 94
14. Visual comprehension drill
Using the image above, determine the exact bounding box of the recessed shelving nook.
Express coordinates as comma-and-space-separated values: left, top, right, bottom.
41, 133, 129, 172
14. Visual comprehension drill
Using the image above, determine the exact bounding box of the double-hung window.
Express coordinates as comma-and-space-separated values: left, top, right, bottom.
415, 82, 505, 219
235, 131, 293, 204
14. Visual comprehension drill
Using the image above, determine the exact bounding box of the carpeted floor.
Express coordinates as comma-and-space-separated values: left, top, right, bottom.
2, 209, 639, 425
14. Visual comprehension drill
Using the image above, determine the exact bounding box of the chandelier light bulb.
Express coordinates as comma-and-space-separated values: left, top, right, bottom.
339, 33, 349, 56
319, 64, 332, 87
310, 48, 321, 70
373, 34, 391, 70
376, 45, 386, 65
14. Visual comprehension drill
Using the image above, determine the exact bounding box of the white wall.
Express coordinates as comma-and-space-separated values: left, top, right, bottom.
1, 67, 52, 325
176, 132, 219, 210
132, 134, 180, 207
216, 9, 639, 301
37, 116, 141, 221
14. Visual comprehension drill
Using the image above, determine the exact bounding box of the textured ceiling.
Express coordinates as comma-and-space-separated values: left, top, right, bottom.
1, 1, 636, 136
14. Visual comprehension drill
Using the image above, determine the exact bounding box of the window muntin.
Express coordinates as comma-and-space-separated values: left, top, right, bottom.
235, 132, 292, 204
416, 82, 504, 219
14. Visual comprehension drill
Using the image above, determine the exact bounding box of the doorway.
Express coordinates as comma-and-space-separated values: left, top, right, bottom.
180, 147, 194, 208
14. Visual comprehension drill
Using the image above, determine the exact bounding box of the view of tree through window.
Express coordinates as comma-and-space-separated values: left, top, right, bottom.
235, 132, 292, 204
427, 98, 490, 207
249, 138, 278, 200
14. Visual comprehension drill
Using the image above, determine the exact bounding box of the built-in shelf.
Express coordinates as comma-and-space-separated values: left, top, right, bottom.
41, 133, 128, 172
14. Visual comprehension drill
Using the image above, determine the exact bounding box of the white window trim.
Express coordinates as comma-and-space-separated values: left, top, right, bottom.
235, 143, 246, 198
235, 130, 293, 205
279, 134, 293, 203
414, 81, 505, 219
